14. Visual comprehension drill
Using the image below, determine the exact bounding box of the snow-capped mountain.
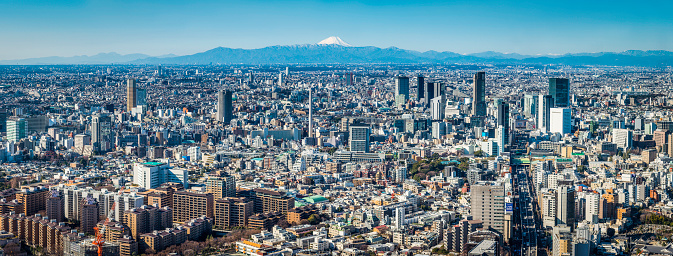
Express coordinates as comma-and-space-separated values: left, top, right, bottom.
317, 36, 352, 47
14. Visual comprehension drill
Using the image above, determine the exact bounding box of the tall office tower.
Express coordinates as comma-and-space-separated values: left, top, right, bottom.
0, 111, 7, 133
612, 128, 633, 150
214, 197, 254, 230
349, 125, 371, 153
549, 78, 570, 108
497, 101, 510, 145
416, 75, 425, 101
395, 76, 410, 106
424, 82, 436, 108
523, 94, 538, 118
136, 88, 147, 107
205, 176, 236, 199
278, 73, 283, 86
472, 72, 486, 116
126, 79, 137, 112
6, 117, 27, 142
556, 185, 575, 230
285, 66, 289, 76
431, 95, 446, 120
471, 181, 506, 235
46, 190, 64, 222
308, 89, 313, 137
217, 90, 233, 123
247, 73, 254, 83
432, 122, 450, 139
495, 126, 506, 156
80, 196, 99, 235
549, 108, 572, 134
91, 114, 113, 152
394, 207, 405, 230
172, 191, 214, 223
537, 95, 554, 132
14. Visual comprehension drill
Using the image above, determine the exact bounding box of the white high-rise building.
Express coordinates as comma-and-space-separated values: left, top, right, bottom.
612, 129, 632, 150
549, 108, 572, 134
431, 96, 445, 120
538, 95, 553, 132
133, 162, 189, 189
394, 207, 405, 230
584, 192, 600, 223
495, 126, 506, 155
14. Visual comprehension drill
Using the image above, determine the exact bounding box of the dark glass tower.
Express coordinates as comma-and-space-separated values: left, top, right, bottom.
549, 78, 569, 108
472, 72, 486, 116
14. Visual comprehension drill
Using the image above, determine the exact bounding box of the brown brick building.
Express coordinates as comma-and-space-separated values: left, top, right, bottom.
214, 197, 253, 230
123, 205, 173, 239
173, 191, 213, 223
247, 212, 284, 231
238, 188, 294, 214
287, 205, 319, 224
16, 186, 49, 216
0, 212, 71, 255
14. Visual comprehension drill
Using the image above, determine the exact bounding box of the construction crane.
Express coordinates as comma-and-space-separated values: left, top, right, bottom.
92, 187, 124, 256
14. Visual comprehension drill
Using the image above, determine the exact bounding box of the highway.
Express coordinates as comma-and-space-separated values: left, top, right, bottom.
512, 165, 543, 256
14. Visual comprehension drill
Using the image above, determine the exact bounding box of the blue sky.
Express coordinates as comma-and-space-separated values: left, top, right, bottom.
1, 0, 672, 60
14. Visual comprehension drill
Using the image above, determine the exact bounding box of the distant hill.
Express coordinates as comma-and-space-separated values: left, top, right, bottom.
130, 46, 673, 66
2, 44, 672, 66
0, 52, 177, 65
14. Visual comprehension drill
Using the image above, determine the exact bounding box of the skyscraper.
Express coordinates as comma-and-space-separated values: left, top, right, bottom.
92, 114, 113, 152
136, 88, 147, 107
349, 125, 371, 153
523, 94, 538, 118
549, 78, 570, 108
472, 72, 486, 116
556, 185, 575, 230
431, 95, 445, 120
424, 82, 436, 108
217, 90, 233, 124
308, 88, 314, 137
126, 79, 137, 112
395, 76, 410, 106
416, 75, 425, 101
497, 101, 510, 145
394, 207, 405, 230
6, 117, 27, 142
538, 95, 554, 132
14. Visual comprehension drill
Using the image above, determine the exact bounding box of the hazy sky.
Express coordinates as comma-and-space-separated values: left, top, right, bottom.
1, 0, 672, 60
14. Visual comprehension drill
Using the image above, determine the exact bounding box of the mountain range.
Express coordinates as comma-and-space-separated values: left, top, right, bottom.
1, 37, 672, 66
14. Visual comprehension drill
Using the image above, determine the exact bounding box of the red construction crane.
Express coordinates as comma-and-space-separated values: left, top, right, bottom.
92, 187, 124, 256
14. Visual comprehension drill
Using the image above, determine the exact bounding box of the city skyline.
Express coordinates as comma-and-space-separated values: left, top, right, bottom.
1, 0, 672, 60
